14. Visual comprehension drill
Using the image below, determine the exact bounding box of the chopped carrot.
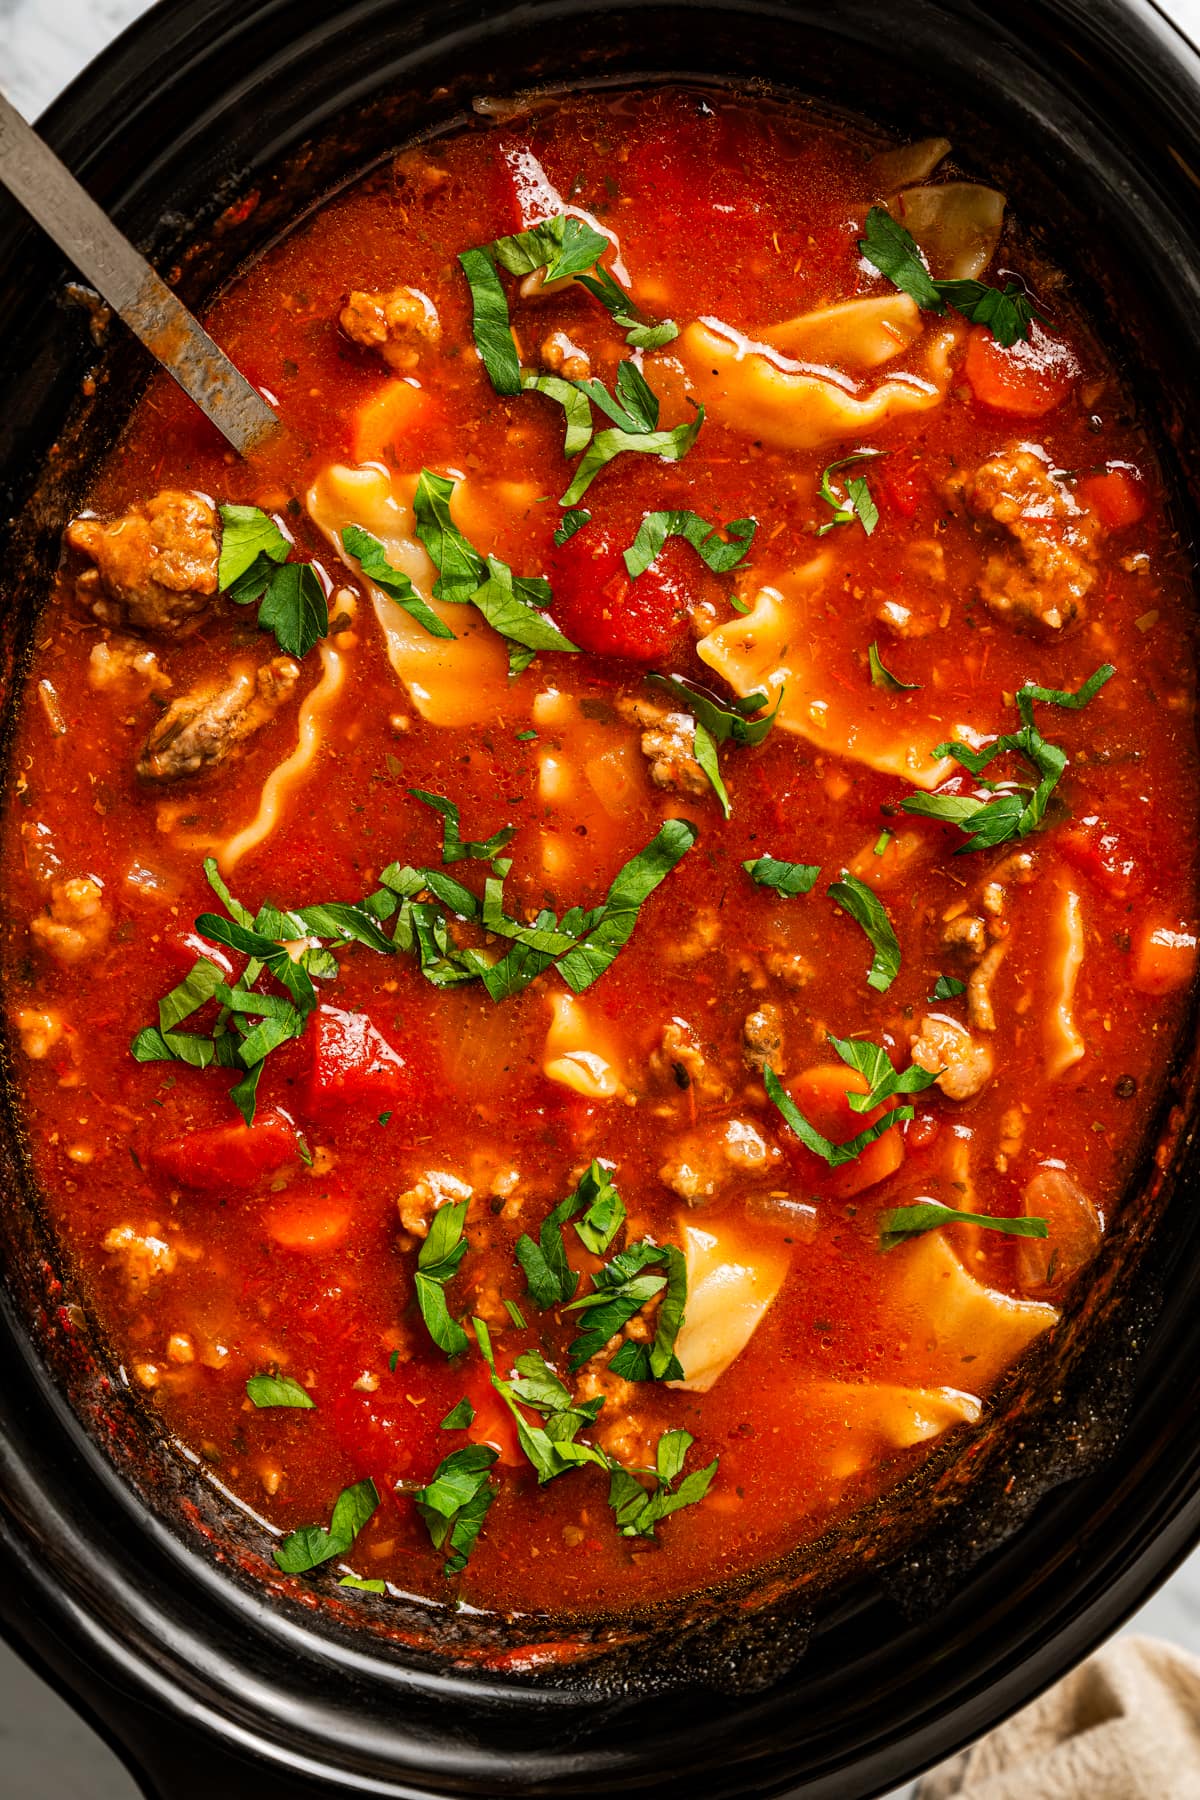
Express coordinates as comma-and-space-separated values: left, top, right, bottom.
264, 1190, 351, 1252
963, 321, 1079, 418
1077, 466, 1146, 529
1130, 918, 1198, 996
784, 1063, 904, 1199
352, 378, 427, 465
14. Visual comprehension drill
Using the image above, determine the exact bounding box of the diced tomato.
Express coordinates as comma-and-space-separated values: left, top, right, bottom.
153, 1108, 298, 1191
1076, 466, 1146, 530
327, 1356, 452, 1489
306, 1005, 412, 1122
497, 140, 568, 231
546, 522, 694, 662
1058, 816, 1140, 899
779, 1064, 905, 1201
963, 321, 1079, 418
1130, 918, 1199, 996
877, 457, 930, 520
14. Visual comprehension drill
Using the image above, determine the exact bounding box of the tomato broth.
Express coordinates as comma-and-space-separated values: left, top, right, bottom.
2, 87, 1197, 1617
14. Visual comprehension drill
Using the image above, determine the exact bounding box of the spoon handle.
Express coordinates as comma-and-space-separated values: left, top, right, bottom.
0, 90, 280, 457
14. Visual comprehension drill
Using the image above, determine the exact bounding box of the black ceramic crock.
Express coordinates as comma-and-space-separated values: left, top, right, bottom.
2, 1, 1200, 1795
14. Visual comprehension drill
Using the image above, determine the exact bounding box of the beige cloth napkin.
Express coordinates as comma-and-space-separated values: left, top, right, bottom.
916, 1636, 1200, 1800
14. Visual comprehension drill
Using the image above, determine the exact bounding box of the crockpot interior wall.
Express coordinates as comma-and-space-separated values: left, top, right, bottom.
2, 2, 1200, 1797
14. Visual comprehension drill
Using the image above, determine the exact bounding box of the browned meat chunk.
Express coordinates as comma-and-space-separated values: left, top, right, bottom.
649, 1018, 730, 1103
339, 285, 440, 368
617, 695, 709, 797
88, 636, 172, 701
540, 330, 590, 380
950, 448, 1100, 632
911, 1013, 994, 1101
742, 1003, 783, 1075
659, 1117, 777, 1205
66, 491, 219, 636
136, 657, 299, 783
30, 876, 111, 965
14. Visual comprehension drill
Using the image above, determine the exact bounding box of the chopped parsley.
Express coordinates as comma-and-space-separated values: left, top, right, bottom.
828, 870, 902, 992
929, 974, 967, 1000
564, 1240, 685, 1378
606, 1430, 717, 1539
274, 1477, 378, 1575
649, 673, 781, 748
692, 722, 730, 818
516, 1160, 629, 1312
816, 452, 881, 536
472, 1320, 609, 1485
743, 855, 821, 897
559, 409, 704, 508
131, 857, 390, 1123
404, 1443, 498, 1575
414, 1199, 471, 1357
859, 206, 1044, 347
763, 1036, 937, 1169
572, 1161, 627, 1256
868, 641, 920, 692
218, 504, 328, 659
879, 1199, 1049, 1253
900, 665, 1115, 852
440, 1397, 476, 1430
340, 523, 454, 640
413, 468, 578, 672
554, 508, 591, 546
409, 788, 516, 864
623, 509, 758, 580
245, 1373, 315, 1410
338, 1575, 387, 1593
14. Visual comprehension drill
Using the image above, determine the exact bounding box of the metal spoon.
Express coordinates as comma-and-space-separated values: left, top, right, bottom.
0, 91, 280, 458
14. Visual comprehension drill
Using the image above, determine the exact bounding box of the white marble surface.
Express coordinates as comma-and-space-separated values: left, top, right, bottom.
4, 3, 1200, 1796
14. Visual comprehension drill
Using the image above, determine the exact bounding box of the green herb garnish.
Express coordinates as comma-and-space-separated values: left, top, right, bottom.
763, 1036, 937, 1168
414, 1200, 471, 1357
245, 1373, 315, 1410
274, 1477, 379, 1575
649, 673, 781, 748
828, 871, 902, 992
472, 1320, 609, 1485
440, 1398, 476, 1430
623, 508, 757, 580
340, 524, 454, 640
816, 452, 881, 536
606, 1430, 717, 1539
554, 508, 591, 546
859, 206, 1044, 347
868, 641, 920, 692
559, 410, 704, 507
218, 505, 327, 659
929, 974, 967, 1000
900, 665, 1115, 852
879, 1199, 1049, 1253
564, 1240, 684, 1377
409, 788, 516, 864
743, 855, 821, 896
405, 1443, 498, 1575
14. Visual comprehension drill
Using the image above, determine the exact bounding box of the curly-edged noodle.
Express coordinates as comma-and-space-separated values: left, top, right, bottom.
866, 136, 952, 194
1045, 882, 1087, 1079
541, 992, 625, 1100
696, 559, 973, 789
667, 1218, 790, 1394
888, 182, 1006, 281
217, 641, 346, 873
802, 1381, 981, 1480
307, 463, 511, 726
889, 1231, 1058, 1390
760, 293, 923, 369
677, 315, 958, 451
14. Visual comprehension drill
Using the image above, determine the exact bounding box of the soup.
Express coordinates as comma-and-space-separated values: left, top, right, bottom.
2, 86, 1196, 1617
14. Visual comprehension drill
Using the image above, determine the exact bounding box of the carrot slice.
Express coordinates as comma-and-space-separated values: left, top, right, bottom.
963, 321, 1078, 418
783, 1063, 905, 1200
1076, 466, 1146, 529
352, 378, 427, 465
